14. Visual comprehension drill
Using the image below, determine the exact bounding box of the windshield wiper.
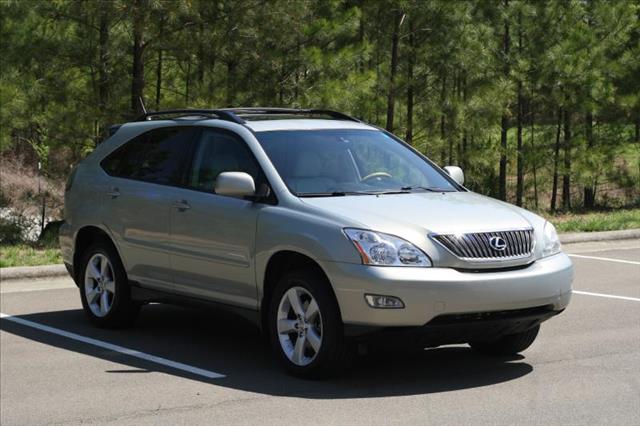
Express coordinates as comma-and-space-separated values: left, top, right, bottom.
298, 191, 374, 197
366, 189, 412, 195
400, 186, 455, 192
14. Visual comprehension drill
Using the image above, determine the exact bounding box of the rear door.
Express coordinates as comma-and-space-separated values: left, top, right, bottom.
100, 126, 197, 292
168, 128, 267, 308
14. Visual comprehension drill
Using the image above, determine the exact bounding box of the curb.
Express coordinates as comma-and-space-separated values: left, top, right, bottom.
559, 228, 640, 244
0, 264, 69, 281
1, 229, 638, 281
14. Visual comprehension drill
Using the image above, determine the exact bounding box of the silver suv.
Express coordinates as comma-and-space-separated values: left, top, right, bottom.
60, 108, 573, 377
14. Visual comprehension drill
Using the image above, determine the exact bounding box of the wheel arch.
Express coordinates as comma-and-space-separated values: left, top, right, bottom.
73, 225, 123, 284
260, 250, 341, 331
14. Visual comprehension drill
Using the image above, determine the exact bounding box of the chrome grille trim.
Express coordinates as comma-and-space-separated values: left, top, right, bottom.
431, 229, 534, 260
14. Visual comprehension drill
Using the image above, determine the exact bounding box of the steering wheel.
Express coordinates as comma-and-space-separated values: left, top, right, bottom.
361, 171, 393, 182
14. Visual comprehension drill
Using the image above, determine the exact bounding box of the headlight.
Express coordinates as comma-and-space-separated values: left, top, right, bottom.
344, 228, 432, 267
542, 221, 561, 257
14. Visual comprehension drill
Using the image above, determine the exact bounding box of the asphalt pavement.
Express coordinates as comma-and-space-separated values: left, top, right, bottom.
1, 239, 639, 425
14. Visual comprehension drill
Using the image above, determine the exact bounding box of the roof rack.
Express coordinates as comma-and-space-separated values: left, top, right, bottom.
221, 107, 361, 123
135, 109, 244, 124
134, 107, 361, 124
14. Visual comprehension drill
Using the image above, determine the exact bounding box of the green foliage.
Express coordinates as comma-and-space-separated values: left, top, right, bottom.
549, 208, 640, 233
0, 244, 62, 268
0, 0, 638, 211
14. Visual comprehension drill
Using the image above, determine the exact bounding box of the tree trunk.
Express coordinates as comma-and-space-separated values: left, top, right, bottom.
155, 16, 164, 111
358, 10, 365, 73
515, 11, 524, 207
583, 112, 596, 208
405, 18, 414, 145
461, 73, 468, 171
562, 110, 572, 210
515, 89, 523, 206
185, 59, 191, 103
449, 73, 456, 165
499, 115, 508, 201
385, 11, 404, 132
499, 0, 510, 201
440, 114, 446, 164
551, 109, 562, 213
440, 73, 447, 164
155, 49, 163, 110
530, 99, 538, 210
197, 22, 205, 88
130, 0, 146, 117
98, 7, 110, 116
226, 60, 236, 107
207, 49, 216, 105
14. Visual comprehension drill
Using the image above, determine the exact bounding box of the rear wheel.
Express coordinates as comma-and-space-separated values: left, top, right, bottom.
470, 324, 540, 356
268, 269, 352, 378
79, 241, 139, 328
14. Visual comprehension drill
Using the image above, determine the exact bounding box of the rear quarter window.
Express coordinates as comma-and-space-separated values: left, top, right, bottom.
101, 127, 196, 185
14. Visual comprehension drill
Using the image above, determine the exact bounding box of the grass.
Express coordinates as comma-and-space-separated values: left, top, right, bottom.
547, 208, 640, 233
0, 244, 62, 268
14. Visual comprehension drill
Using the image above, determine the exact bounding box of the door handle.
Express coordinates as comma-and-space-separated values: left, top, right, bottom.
172, 200, 191, 211
106, 188, 120, 198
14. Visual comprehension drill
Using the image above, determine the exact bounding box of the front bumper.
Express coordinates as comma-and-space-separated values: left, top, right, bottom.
322, 252, 573, 328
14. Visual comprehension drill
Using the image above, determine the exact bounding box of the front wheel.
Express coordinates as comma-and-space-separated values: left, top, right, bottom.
268, 270, 352, 378
79, 241, 139, 328
470, 324, 540, 356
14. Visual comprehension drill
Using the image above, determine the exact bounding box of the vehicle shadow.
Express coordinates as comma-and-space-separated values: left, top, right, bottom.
0, 304, 533, 399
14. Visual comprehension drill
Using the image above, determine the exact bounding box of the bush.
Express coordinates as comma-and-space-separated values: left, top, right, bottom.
0, 217, 23, 244
37, 220, 63, 248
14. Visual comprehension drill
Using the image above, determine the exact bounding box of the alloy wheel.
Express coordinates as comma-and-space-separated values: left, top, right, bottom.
84, 253, 116, 317
276, 286, 323, 366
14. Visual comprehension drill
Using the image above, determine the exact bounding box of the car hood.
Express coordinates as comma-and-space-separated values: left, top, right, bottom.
300, 191, 532, 235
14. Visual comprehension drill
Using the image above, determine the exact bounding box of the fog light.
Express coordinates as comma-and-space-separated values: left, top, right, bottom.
364, 294, 405, 309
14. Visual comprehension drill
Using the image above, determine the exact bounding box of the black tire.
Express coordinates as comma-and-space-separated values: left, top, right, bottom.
470, 324, 540, 356
78, 240, 139, 328
268, 269, 353, 378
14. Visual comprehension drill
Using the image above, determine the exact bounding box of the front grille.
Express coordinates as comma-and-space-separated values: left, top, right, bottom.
432, 229, 534, 260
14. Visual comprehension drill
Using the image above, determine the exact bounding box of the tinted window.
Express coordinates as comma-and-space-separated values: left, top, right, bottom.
255, 129, 457, 195
102, 127, 195, 185
188, 129, 261, 193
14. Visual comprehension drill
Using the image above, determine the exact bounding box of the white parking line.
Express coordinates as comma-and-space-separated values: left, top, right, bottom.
566, 246, 640, 255
568, 254, 640, 265
573, 290, 640, 302
0, 312, 225, 379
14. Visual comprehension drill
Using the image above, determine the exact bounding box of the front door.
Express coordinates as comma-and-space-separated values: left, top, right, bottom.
169, 128, 266, 309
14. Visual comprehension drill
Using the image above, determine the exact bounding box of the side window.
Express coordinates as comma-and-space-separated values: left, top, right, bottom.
188, 129, 261, 193
102, 127, 194, 185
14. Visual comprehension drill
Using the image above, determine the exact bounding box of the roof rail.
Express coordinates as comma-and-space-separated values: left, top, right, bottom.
135, 109, 245, 124
220, 107, 361, 123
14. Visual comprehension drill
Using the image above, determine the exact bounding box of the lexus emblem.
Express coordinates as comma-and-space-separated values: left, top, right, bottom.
489, 236, 507, 251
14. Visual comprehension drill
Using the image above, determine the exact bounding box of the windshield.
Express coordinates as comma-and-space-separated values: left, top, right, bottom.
255, 129, 458, 196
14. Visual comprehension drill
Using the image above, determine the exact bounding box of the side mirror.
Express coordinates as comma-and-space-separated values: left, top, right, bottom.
215, 172, 256, 198
444, 166, 464, 186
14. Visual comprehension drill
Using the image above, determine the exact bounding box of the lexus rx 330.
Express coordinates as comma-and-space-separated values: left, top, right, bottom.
60, 108, 573, 377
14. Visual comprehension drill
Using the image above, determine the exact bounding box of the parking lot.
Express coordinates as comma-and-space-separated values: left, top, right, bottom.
1, 239, 639, 425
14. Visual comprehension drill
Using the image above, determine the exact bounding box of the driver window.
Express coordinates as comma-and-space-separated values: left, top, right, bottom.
188, 129, 260, 193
